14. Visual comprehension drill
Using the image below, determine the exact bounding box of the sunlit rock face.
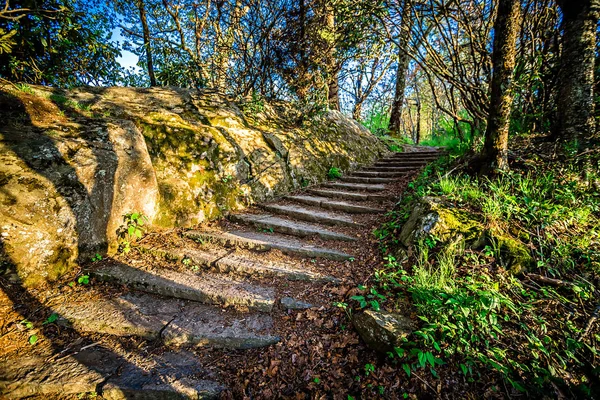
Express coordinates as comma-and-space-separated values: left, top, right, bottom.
0, 86, 386, 286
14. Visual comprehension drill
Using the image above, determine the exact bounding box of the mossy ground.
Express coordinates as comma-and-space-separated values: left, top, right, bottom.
360, 143, 600, 397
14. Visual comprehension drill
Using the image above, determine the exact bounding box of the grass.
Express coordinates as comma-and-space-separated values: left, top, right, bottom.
358, 140, 600, 396
327, 167, 343, 180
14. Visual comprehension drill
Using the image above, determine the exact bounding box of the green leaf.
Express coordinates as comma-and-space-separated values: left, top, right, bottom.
43, 314, 58, 325
128, 226, 135, 236
426, 352, 436, 367
402, 363, 411, 377
29, 334, 38, 345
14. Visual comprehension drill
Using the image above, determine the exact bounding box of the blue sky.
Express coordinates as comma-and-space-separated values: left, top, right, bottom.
111, 28, 140, 71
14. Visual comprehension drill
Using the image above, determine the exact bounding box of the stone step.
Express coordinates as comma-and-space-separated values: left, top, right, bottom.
374, 161, 428, 167
352, 171, 408, 178
185, 230, 352, 260
141, 243, 337, 282
286, 195, 385, 214
55, 293, 280, 349
308, 188, 391, 202
0, 349, 224, 399
362, 166, 415, 172
384, 154, 439, 161
92, 263, 275, 312
216, 253, 339, 283
261, 203, 358, 226
322, 182, 387, 192
340, 176, 396, 184
231, 213, 356, 242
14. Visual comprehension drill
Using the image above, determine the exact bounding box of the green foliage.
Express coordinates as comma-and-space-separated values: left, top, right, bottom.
91, 253, 102, 262
117, 212, 148, 254
421, 116, 475, 157
15, 83, 34, 94
77, 274, 90, 285
0, 0, 123, 86
239, 91, 265, 118
350, 285, 385, 311
49, 94, 91, 112
361, 106, 389, 135
327, 167, 342, 180
367, 151, 600, 394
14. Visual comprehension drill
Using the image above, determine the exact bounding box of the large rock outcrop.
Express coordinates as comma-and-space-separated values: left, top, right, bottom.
0, 86, 386, 286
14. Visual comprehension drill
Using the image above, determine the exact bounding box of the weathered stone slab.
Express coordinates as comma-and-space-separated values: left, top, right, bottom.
138, 245, 228, 267
56, 293, 278, 349
216, 253, 339, 283
281, 296, 313, 310
353, 310, 415, 353
309, 188, 391, 202
352, 171, 407, 178
162, 301, 279, 349
55, 294, 170, 339
101, 351, 224, 399
261, 203, 358, 226
322, 182, 387, 192
362, 166, 414, 172
185, 230, 352, 260
0, 348, 116, 399
230, 213, 355, 241
92, 263, 275, 312
308, 188, 371, 201
285, 195, 383, 214
340, 176, 396, 184
374, 161, 427, 167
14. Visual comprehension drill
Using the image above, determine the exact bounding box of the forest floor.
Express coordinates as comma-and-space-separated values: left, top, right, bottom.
3, 139, 597, 399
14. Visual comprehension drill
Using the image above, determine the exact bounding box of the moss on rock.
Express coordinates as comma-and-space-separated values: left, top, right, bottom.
1, 85, 385, 286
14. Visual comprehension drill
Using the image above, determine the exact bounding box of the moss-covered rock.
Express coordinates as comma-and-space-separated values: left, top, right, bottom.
398, 196, 533, 273
0, 85, 385, 286
399, 197, 484, 247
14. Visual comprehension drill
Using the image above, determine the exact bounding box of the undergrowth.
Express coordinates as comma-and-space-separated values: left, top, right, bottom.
361, 146, 600, 397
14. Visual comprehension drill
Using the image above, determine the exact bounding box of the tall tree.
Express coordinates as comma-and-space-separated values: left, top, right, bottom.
388, 0, 412, 136
554, 0, 600, 147
136, 0, 156, 86
481, 0, 521, 173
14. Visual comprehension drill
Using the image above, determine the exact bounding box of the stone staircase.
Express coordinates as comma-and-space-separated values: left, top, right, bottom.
2, 150, 441, 399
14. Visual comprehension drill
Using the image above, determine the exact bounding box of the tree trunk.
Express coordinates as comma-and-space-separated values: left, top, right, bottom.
414, 76, 421, 144
137, 0, 156, 87
352, 101, 363, 121
554, 0, 600, 148
481, 0, 521, 173
325, 4, 340, 111
388, 0, 412, 137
